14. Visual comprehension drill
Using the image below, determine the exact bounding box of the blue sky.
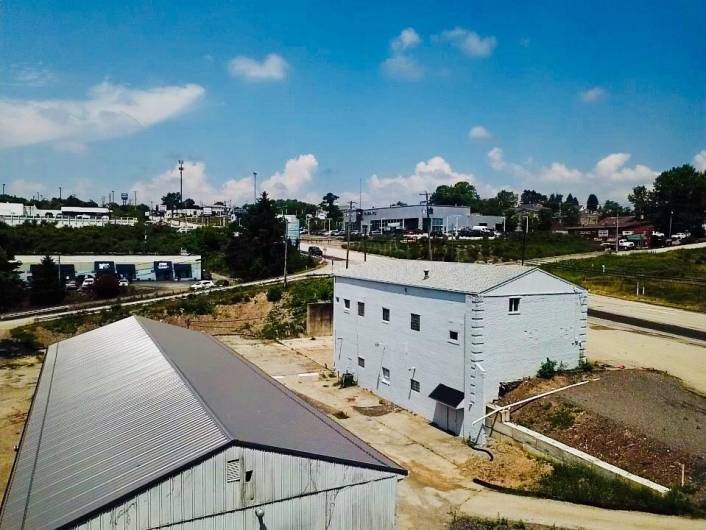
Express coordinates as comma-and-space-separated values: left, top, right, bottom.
1, 0, 705, 207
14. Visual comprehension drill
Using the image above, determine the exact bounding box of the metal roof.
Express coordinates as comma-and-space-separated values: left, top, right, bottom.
0, 316, 404, 530
335, 260, 537, 294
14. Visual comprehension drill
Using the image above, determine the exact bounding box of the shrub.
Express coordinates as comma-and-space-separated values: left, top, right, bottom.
266, 285, 283, 302
448, 515, 527, 530
166, 295, 214, 316
547, 404, 577, 429
537, 358, 557, 379
93, 274, 120, 299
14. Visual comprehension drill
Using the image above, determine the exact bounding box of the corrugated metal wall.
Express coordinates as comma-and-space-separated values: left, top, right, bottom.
72, 446, 398, 530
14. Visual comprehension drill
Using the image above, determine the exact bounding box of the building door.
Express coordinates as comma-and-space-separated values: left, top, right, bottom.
433, 404, 463, 435
153, 261, 173, 281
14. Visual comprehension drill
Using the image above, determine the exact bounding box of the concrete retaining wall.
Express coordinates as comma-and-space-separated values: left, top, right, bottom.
485, 405, 669, 494
307, 302, 333, 336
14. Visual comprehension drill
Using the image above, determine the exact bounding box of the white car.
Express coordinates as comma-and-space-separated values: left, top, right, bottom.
190, 280, 216, 291
118, 278, 129, 287
80, 277, 95, 289
618, 239, 635, 250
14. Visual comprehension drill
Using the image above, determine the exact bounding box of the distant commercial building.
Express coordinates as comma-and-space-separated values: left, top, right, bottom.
566, 216, 654, 245
333, 261, 586, 442
0, 202, 136, 228
279, 214, 301, 243
14, 254, 202, 282
0, 316, 405, 529
353, 204, 504, 234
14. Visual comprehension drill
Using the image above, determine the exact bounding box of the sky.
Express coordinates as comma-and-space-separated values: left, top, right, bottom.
1, 0, 705, 208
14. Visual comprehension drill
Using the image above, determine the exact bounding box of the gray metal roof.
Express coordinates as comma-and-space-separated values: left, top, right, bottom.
335, 260, 537, 294
0, 316, 404, 530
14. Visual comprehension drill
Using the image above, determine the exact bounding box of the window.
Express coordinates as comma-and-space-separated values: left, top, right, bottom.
381, 367, 391, 383
344, 299, 350, 310
358, 356, 365, 368
410, 313, 421, 331
335, 296, 340, 303
508, 297, 521, 313
449, 330, 459, 342
410, 379, 420, 392
382, 307, 390, 322
358, 301, 365, 316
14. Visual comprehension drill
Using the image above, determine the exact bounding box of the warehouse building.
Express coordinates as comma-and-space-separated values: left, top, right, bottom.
0, 316, 405, 530
15, 254, 202, 283
333, 261, 586, 442
356, 204, 504, 234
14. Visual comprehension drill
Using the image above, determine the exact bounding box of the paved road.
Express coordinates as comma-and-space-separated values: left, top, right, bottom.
528, 240, 706, 264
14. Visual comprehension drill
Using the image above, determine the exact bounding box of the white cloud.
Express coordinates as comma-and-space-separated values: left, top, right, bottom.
381, 55, 424, 81
439, 27, 497, 58
7, 179, 47, 198
391, 28, 421, 53
593, 153, 656, 182
693, 149, 706, 171
538, 162, 583, 183
0, 81, 204, 150
469, 125, 491, 141
131, 154, 319, 206
364, 156, 497, 205
227, 53, 289, 81
580, 87, 607, 103
487, 147, 531, 179
8, 64, 55, 87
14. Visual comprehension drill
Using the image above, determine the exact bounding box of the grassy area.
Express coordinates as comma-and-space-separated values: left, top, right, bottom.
9, 277, 334, 348
543, 248, 706, 312
534, 463, 705, 517
346, 233, 598, 263
448, 515, 566, 530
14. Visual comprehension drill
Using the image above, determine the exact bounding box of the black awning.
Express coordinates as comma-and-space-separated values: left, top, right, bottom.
428, 384, 464, 408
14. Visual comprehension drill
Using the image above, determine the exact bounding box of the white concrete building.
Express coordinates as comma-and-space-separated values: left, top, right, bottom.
0, 317, 405, 529
333, 261, 587, 441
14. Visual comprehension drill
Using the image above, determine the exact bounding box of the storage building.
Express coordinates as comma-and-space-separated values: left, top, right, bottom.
14, 254, 202, 283
0, 316, 405, 529
333, 261, 587, 442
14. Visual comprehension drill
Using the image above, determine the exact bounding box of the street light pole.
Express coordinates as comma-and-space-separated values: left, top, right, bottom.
669, 209, 674, 238
282, 212, 288, 288
178, 160, 184, 210
345, 200, 356, 269
419, 191, 432, 260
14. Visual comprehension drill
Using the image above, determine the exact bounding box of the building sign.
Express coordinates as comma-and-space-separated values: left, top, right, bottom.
96, 262, 112, 271
156, 262, 169, 270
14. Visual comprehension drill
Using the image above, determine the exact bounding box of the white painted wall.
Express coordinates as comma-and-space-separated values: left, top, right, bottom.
334, 277, 467, 430
334, 270, 587, 441
72, 445, 399, 530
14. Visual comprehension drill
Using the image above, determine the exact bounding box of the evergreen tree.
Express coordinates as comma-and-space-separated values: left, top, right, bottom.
586, 194, 599, 212
30, 255, 65, 307
0, 245, 24, 311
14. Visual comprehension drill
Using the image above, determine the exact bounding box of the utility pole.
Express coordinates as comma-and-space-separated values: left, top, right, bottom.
521, 216, 528, 265
669, 209, 674, 238
253, 172, 257, 202
615, 214, 620, 252
282, 212, 288, 287
178, 160, 184, 210
345, 200, 355, 269
134, 190, 137, 207
59, 186, 62, 201
419, 191, 432, 260
2, 183, 4, 196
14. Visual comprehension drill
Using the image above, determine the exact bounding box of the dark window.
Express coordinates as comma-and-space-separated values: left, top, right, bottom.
335, 296, 340, 303
358, 356, 365, 368
449, 330, 459, 342
358, 301, 365, 316
344, 299, 350, 310
411, 313, 421, 331
509, 297, 520, 313
410, 379, 420, 392
382, 307, 390, 322
381, 367, 390, 382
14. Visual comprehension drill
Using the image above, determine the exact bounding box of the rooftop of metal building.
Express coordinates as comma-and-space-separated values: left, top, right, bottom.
336, 260, 540, 294
0, 316, 404, 530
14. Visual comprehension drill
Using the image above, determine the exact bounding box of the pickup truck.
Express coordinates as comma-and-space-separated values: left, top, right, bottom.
618, 239, 635, 250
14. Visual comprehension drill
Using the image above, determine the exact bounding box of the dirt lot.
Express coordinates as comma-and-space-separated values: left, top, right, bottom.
502, 369, 706, 498
0, 354, 42, 499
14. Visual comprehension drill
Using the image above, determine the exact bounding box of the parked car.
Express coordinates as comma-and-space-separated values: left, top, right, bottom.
80, 277, 95, 289
618, 239, 635, 250
190, 280, 216, 290
64, 280, 77, 290
118, 278, 129, 288
308, 246, 324, 256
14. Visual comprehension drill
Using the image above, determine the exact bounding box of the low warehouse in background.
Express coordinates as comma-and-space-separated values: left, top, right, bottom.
14, 254, 202, 283
333, 261, 587, 442
0, 317, 405, 529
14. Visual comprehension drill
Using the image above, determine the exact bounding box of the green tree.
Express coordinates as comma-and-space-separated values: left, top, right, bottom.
586, 193, 599, 212
161, 192, 181, 209
320, 192, 342, 223
430, 182, 479, 206
562, 204, 581, 226
30, 255, 65, 307
565, 193, 579, 206
225, 192, 310, 280
0, 245, 24, 311
602, 200, 629, 217
93, 273, 120, 299
635, 165, 706, 236
521, 189, 548, 205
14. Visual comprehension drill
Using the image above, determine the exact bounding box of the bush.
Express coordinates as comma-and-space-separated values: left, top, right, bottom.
449, 515, 527, 530
547, 404, 577, 429
537, 358, 557, 379
536, 462, 705, 516
166, 295, 214, 316
93, 273, 120, 299
266, 285, 283, 302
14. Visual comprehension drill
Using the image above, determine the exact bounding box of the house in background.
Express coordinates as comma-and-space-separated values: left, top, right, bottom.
333, 261, 587, 442
0, 317, 405, 530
